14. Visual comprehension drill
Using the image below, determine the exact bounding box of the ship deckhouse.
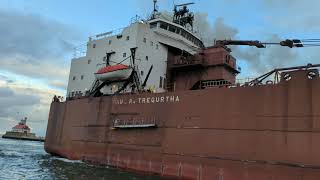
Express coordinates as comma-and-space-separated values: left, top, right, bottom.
67, 7, 204, 98
11, 117, 30, 133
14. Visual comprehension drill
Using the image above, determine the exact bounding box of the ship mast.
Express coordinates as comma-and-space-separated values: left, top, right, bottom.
151, 0, 159, 19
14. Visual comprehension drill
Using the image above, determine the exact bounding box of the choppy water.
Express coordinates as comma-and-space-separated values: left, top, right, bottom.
0, 137, 169, 180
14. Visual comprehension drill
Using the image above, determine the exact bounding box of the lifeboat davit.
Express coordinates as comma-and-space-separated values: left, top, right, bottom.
95, 64, 133, 81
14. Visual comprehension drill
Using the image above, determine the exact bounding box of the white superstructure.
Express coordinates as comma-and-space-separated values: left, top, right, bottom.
67, 14, 204, 98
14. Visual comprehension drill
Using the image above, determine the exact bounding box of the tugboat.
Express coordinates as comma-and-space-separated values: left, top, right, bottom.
2, 117, 44, 142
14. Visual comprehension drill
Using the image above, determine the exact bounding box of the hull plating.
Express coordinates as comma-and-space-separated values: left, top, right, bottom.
45, 70, 320, 179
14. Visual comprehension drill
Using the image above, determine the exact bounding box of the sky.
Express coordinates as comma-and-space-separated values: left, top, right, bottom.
0, 0, 319, 136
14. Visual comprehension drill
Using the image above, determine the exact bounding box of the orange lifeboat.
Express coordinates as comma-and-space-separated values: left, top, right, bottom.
95, 64, 133, 81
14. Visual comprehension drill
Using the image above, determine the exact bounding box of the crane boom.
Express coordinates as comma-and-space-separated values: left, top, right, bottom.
214, 39, 304, 48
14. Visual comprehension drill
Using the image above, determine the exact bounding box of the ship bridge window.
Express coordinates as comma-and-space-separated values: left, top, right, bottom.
191, 37, 196, 44
187, 34, 191, 41
159, 76, 163, 88
93, 43, 96, 48
117, 35, 123, 39
109, 40, 112, 45
88, 59, 91, 64
181, 30, 187, 38
176, 28, 181, 35
160, 22, 168, 30
126, 36, 130, 40
143, 37, 147, 43
168, 25, 176, 33
72, 76, 76, 81
123, 53, 127, 57
150, 22, 157, 29
81, 75, 84, 80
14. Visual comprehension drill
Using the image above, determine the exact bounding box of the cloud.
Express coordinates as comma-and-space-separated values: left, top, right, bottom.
0, 74, 14, 84
0, 55, 69, 81
0, 8, 80, 82
0, 82, 63, 136
0, 9, 78, 60
0, 86, 14, 97
192, 13, 301, 74
48, 80, 68, 89
233, 34, 298, 73
194, 14, 238, 46
0, 86, 40, 126
0, 8, 79, 136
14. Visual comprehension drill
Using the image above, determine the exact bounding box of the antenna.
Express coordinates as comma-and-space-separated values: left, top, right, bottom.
152, 0, 158, 19
173, 2, 195, 29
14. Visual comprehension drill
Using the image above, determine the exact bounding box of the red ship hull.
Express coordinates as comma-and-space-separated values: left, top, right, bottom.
45, 70, 320, 179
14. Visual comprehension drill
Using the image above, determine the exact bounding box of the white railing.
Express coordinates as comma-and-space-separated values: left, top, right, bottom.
88, 27, 125, 42
235, 78, 256, 85
201, 78, 256, 89
73, 43, 87, 59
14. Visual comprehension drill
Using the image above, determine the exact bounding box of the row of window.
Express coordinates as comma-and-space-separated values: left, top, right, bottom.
72, 75, 84, 81
69, 90, 90, 97
91, 35, 131, 49
150, 21, 203, 48
143, 37, 159, 49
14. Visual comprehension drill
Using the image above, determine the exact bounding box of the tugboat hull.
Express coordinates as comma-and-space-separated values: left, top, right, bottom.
2, 132, 44, 142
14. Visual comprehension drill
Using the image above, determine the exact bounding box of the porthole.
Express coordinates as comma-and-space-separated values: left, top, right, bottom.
283, 73, 292, 81
266, 80, 274, 85
307, 71, 317, 80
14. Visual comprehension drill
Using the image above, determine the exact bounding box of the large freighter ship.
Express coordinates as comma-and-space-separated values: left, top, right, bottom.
45, 1, 320, 179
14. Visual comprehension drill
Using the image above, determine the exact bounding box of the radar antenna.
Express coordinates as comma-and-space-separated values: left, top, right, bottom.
173, 2, 195, 29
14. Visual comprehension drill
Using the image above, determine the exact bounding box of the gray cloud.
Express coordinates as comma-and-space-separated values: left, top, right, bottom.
0, 9, 78, 60
0, 8, 80, 81
192, 13, 299, 74
194, 14, 238, 46
234, 35, 298, 73
0, 86, 40, 117
48, 80, 68, 89
0, 86, 14, 97
0, 74, 14, 83
0, 9, 79, 136
0, 84, 58, 136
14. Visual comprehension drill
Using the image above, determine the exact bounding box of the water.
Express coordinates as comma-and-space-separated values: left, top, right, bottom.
0, 137, 169, 180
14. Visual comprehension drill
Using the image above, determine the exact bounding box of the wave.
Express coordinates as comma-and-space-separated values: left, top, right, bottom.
51, 157, 83, 164
0, 150, 22, 158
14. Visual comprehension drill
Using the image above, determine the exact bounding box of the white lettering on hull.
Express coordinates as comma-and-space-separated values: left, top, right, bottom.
113, 95, 180, 105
